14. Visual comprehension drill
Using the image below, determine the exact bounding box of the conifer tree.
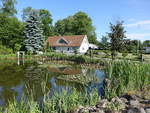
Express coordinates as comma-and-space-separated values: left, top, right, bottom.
24, 11, 44, 54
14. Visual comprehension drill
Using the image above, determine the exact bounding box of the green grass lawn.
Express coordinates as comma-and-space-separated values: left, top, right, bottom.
91, 50, 150, 62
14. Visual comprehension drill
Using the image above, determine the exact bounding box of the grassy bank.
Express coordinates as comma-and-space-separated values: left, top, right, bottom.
0, 52, 106, 65
43, 52, 107, 65
0, 54, 16, 60
0, 54, 43, 61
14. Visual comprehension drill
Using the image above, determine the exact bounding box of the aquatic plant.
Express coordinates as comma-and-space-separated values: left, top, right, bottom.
104, 61, 150, 100
0, 87, 99, 113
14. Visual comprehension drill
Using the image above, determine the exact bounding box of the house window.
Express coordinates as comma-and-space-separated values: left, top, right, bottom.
53, 47, 56, 50
68, 48, 70, 51
58, 39, 68, 44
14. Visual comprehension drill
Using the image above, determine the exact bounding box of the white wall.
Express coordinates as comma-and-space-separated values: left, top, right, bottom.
54, 46, 79, 53
79, 36, 89, 54
146, 47, 150, 53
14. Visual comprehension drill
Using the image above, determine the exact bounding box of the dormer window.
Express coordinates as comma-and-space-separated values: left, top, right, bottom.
57, 38, 68, 44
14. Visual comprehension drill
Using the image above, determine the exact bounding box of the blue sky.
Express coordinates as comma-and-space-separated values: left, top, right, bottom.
16, 0, 150, 41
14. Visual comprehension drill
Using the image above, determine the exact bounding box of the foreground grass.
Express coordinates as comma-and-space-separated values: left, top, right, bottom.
105, 61, 150, 100
1, 89, 98, 113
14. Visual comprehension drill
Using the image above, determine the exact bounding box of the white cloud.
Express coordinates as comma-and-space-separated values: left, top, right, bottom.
126, 20, 150, 28
126, 33, 150, 41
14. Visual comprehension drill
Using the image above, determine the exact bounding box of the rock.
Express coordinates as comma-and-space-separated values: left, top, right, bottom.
145, 108, 150, 113
140, 100, 150, 105
104, 109, 113, 113
121, 94, 141, 101
88, 106, 97, 112
127, 107, 146, 113
140, 108, 146, 113
121, 94, 134, 101
111, 97, 123, 103
96, 99, 109, 108
120, 97, 128, 104
94, 109, 105, 113
130, 100, 140, 107
140, 100, 150, 108
74, 105, 84, 113
127, 107, 141, 113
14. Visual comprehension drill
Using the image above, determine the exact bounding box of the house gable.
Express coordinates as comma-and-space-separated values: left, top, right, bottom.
47, 35, 86, 47
79, 35, 89, 53
57, 38, 69, 45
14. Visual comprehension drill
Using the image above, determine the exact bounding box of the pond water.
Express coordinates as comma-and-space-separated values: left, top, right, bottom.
0, 61, 105, 106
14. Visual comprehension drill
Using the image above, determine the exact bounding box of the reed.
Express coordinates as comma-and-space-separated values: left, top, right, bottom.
0, 79, 99, 113
104, 60, 150, 100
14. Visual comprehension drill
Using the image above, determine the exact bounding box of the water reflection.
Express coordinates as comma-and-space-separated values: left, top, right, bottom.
0, 62, 105, 106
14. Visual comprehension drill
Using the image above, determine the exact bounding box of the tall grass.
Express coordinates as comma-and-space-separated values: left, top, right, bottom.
104, 61, 150, 99
43, 89, 98, 113
0, 81, 99, 113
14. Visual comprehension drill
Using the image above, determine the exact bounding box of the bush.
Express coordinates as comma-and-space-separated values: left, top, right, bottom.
0, 45, 13, 54
14, 44, 21, 52
122, 50, 128, 58
72, 55, 87, 63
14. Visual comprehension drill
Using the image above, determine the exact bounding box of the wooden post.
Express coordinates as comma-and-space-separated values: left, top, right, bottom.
17, 51, 25, 65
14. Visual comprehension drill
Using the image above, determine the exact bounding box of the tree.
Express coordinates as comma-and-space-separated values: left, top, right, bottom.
73, 12, 93, 34
54, 11, 98, 44
125, 39, 140, 54
54, 16, 74, 36
23, 11, 44, 54
143, 40, 150, 47
0, 14, 24, 50
14, 43, 21, 52
39, 9, 54, 39
100, 36, 110, 50
22, 6, 34, 21
0, 0, 17, 16
22, 7, 54, 39
108, 21, 126, 60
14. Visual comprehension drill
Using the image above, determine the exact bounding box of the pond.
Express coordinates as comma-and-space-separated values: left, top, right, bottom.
0, 61, 105, 106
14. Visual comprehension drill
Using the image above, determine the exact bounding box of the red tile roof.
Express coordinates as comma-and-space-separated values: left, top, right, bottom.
46, 35, 86, 47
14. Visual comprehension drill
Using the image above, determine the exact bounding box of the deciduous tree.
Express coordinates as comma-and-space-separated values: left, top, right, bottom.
54, 11, 98, 44
0, 14, 24, 50
0, 0, 17, 16
108, 21, 126, 60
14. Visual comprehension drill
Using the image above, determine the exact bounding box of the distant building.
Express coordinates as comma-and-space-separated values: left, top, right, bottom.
145, 47, 150, 53
89, 43, 99, 49
46, 35, 89, 54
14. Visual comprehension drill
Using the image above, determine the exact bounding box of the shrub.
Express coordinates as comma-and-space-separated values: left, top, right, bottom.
14, 44, 21, 52
0, 45, 13, 54
122, 50, 128, 58
72, 55, 87, 63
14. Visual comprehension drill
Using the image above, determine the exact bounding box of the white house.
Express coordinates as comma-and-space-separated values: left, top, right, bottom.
145, 47, 150, 53
89, 43, 99, 49
46, 35, 89, 54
